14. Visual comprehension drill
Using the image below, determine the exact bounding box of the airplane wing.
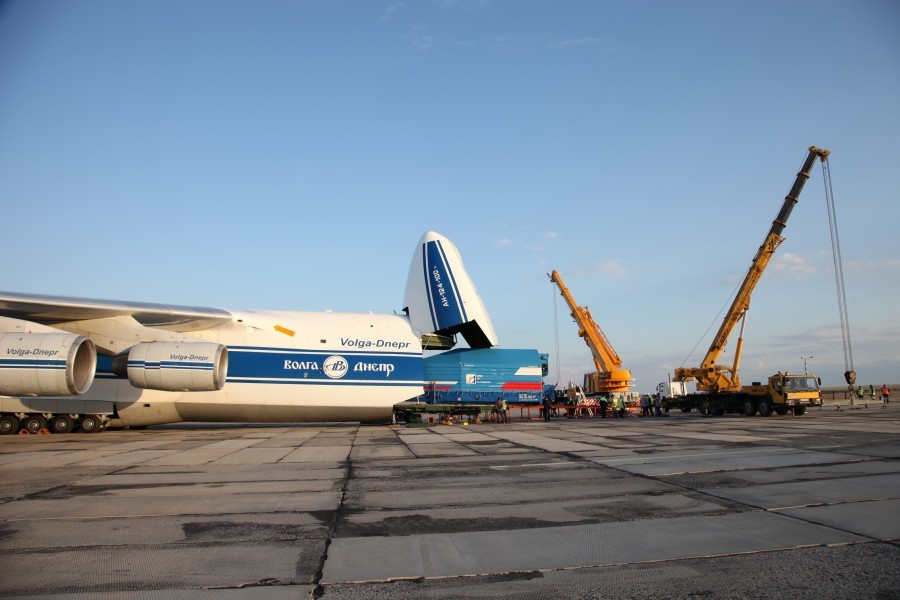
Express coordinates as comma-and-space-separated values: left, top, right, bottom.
0, 291, 233, 396
0, 291, 232, 331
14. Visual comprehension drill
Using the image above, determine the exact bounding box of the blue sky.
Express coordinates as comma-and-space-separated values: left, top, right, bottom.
1, 0, 898, 391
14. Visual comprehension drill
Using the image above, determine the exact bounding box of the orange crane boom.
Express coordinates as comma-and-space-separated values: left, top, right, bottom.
549, 270, 632, 394
674, 146, 830, 392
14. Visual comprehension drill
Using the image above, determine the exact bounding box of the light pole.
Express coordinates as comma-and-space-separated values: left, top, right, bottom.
801, 356, 813, 375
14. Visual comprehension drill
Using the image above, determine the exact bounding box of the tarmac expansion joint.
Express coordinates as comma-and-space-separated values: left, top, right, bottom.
312, 444, 355, 599
322, 543, 879, 588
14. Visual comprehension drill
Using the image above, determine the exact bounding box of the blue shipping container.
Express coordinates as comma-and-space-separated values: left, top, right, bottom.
422, 348, 550, 404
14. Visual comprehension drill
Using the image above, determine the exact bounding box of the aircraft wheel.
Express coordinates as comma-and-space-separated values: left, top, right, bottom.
0, 415, 18, 435
79, 415, 102, 433
757, 400, 773, 417
21, 415, 47, 434
742, 399, 757, 416
680, 406, 692, 413
48, 415, 75, 434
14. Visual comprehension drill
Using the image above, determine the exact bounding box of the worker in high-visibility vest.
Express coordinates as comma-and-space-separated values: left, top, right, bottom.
615, 396, 626, 418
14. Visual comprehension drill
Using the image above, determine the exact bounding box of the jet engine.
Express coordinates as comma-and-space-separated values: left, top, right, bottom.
127, 342, 228, 392
0, 332, 97, 396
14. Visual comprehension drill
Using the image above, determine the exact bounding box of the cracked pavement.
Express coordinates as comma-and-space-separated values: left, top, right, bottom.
0, 405, 898, 598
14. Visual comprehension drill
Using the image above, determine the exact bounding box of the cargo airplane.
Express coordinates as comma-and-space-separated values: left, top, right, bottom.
0, 231, 497, 433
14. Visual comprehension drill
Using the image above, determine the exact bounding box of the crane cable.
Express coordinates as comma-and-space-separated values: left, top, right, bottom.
552, 280, 561, 386
821, 156, 855, 384
678, 274, 745, 369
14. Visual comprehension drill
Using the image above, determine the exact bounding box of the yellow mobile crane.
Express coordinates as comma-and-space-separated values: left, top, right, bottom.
671, 146, 832, 417
549, 270, 632, 395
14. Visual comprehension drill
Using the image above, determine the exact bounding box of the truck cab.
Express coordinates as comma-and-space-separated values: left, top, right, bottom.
742, 373, 822, 415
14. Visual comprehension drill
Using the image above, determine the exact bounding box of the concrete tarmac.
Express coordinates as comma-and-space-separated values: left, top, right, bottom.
0, 403, 898, 598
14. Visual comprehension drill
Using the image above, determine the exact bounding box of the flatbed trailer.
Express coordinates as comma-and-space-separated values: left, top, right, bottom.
393, 402, 495, 425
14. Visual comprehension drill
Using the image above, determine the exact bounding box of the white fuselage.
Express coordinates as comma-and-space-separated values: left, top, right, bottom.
96, 309, 424, 426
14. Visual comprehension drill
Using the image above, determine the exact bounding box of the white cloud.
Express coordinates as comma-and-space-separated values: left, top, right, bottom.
544, 231, 558, 240
549, 37, 606, 49
845, 258, 900, 272
570, 260, 628, 278
495, 238, 512, 247
407, 25, 434, 50
433, 0, 494, 9
771, 252, 816, 275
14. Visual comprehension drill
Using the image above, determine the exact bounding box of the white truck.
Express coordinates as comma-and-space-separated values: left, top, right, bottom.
657, 380, 688, 399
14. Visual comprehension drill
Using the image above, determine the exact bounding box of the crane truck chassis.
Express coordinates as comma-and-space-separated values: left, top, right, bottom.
663, 373, 823, 417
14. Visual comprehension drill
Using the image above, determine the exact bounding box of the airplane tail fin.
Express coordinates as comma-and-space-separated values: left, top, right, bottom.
404, 231, 498, 349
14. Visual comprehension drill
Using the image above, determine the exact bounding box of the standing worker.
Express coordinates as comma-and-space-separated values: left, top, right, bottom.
856, 386, 864, 406
501, 398, 509, 424
869, 384, 877, 406
599, 394, 608, 418
542, 394, 552, 422
882, 384, 891, 405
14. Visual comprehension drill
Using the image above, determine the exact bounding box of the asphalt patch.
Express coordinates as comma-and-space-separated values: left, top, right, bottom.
29, 482, 197, 500
335, 513, 561, 537
182, 520, 319, 542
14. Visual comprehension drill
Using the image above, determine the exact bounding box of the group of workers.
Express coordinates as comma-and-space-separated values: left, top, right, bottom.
487, 384, 893, 424
538, 393, 654, 420
854, 384, 891, 406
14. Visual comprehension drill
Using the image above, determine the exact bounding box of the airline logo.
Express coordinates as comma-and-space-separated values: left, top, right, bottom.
229, 347, 415, 384
4, 347, 60, 358
323, 355, 348, 379
341, 337, 412, 350
283, 355, 396, 379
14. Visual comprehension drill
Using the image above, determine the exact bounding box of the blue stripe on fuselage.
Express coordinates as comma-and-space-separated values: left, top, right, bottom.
225, 346, 423, 386
0, 359, 66, 369
93, 346, 424, 386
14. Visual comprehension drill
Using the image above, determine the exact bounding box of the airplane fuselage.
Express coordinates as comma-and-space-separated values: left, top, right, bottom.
98, 309, 423, 427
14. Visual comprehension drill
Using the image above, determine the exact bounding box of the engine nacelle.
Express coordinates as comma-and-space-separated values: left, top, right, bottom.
0, 333, 97, 396
127, 342, 228, 392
